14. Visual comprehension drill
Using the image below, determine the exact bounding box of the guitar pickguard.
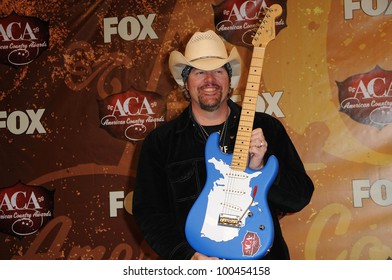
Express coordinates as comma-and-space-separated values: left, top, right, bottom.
200, 157, 261, 241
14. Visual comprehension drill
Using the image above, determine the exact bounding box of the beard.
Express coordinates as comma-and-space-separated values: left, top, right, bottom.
197, 85, 224, 112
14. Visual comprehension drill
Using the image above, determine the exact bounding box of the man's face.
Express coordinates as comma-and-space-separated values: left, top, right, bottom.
185, 66, 230, 112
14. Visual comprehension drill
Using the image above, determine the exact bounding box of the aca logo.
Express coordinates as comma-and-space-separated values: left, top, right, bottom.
0, 182, 54, 237
337, 66, 392, 129
98, 87, 166, 142
213, 0, 287, 47
241, 231, 261, 256
0, 11, 49, 66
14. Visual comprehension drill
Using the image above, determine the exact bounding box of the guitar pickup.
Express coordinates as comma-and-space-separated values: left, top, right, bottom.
218, 214, 242, 228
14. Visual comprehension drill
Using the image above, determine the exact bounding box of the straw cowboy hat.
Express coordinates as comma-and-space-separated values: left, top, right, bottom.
169, 30, 242, 88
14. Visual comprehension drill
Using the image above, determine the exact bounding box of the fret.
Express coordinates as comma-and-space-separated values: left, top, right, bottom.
248, 66, 262, 76
252, 47, 265, 58
236, 127, 252, 132
238, 115, 254, 123
251, 57, 264, 67
239, 112, 256, 121
241, 104, 256, 111
234, 129, 253, 138
245, 83, 260, 91
241, 103, 257, 111
232, 144, 248, 150
237, 121, 253, 128
233, 143, 248, 149
236, 133, 252, 140
232, 157, 247, 164
242, 96, 257, 102
237, 125, 253, 132
247, 75, 262, 84
232, 163, 247, 169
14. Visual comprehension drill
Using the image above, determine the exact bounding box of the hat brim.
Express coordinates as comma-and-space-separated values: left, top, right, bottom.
169, 47, 241, 88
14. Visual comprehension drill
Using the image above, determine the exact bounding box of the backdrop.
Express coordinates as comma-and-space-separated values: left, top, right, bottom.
0, 0, 391, 260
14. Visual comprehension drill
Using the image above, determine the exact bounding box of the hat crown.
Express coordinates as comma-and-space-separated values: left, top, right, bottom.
184, 30, 228, 62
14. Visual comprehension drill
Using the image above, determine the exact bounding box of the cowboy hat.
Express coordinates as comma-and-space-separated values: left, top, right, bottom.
169, 30, 241, 87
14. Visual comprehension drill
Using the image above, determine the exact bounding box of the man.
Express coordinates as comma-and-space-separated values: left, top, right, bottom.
133, 30, 314, 260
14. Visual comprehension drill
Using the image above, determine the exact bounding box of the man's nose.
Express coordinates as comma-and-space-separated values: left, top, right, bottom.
204, 71, 216, 82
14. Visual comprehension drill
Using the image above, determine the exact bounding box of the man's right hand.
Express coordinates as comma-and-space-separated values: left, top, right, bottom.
191, 252, 220, 260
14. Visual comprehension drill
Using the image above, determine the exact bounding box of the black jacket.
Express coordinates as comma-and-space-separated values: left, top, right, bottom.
133, 99, 314, 259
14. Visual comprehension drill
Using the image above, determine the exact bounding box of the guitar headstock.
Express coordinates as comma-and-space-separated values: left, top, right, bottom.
252, 4, 282, 48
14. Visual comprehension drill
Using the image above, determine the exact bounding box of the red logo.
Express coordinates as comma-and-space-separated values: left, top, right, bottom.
213, 0, 287, 47
0, 182, 54, 237
337, 66, 392, 129
0, 12, 49, 66
241, 231, 261, 256
98, 87, 166, 142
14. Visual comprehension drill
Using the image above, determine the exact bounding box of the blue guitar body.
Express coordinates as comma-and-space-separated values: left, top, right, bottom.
185, 132, 279, 260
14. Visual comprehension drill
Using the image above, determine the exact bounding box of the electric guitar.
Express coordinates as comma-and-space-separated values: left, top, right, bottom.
185, 4, 282, 260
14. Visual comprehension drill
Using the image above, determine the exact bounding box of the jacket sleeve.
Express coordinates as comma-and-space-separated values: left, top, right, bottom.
132, 131, 196, 260
256, 114, 314, 213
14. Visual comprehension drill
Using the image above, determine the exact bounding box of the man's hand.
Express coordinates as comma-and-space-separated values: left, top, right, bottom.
191, 252, 220, 260
249, 128, 268, 170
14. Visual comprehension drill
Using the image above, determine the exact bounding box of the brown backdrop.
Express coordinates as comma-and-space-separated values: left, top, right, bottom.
1, 0, 391, 260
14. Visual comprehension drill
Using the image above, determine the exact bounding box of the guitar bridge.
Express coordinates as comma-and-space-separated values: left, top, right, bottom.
218, 214, 242, 228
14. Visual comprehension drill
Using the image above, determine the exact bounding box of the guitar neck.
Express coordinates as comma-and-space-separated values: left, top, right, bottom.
231, 46, 265, 171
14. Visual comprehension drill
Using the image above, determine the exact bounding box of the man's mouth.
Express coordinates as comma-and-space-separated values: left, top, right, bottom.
199, 84, 221, 93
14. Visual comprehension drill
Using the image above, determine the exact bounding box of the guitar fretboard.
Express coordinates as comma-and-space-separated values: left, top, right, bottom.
231, 47, 265, 171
